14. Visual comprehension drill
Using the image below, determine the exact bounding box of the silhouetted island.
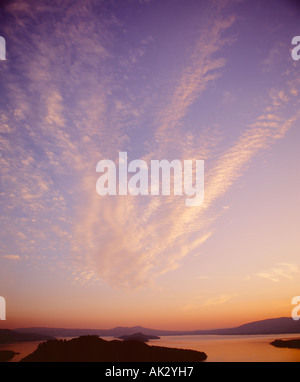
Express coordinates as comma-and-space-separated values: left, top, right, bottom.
0, 329, 55, 344
117, 332, 160, 342
271, 339, 300, 349
0, 350, 20, 362
20, 335, 207, 362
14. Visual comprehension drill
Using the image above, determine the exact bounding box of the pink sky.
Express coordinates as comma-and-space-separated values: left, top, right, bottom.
0, 0, 299, 330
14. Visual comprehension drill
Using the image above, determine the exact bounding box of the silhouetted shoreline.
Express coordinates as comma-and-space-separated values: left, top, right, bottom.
0, 350, 20, 362
271, 339, 300, 349
20, 335, 207, 362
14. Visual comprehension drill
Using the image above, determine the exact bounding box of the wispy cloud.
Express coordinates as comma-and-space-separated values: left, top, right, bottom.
68, 1, 240, 288
154, 12, 236, 147
70, 1, 300, 289
203, 293, 238, 306
1, 0, 299, 292
256, 263, 300, 282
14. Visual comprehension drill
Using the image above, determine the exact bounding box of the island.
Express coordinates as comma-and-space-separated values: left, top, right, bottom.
117, 332, 160, 342
270, 339, 300, 349
20, 335, 207, 362
0, 350, 20, 362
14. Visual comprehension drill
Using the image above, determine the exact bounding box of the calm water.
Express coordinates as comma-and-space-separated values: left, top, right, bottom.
1, 334, 300, 362
155, 334, 300, 362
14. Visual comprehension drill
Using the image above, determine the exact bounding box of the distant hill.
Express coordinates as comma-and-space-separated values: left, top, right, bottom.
14, 325, 178, 338
0, 329, 55, 344
14, 325, 170, 338
15, 317, 300, 338
209, 317, 300, 335
20, 335, 207, 362
117, 332, 160, 342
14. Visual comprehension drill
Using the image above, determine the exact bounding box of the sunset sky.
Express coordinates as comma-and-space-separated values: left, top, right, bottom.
0, 0, 299, 331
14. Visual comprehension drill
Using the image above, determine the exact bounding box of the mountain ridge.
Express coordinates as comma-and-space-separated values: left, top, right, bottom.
0, 328, 55, 344
13, 317, 300, 338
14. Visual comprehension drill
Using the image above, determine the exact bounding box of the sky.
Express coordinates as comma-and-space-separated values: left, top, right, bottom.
0, 0, 299, 331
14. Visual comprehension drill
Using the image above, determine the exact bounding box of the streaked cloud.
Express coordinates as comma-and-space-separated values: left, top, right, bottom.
203, 293, 238, 306
52, 1, 300, 289
256, 263, 300, 282
0, 0, 299, 295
